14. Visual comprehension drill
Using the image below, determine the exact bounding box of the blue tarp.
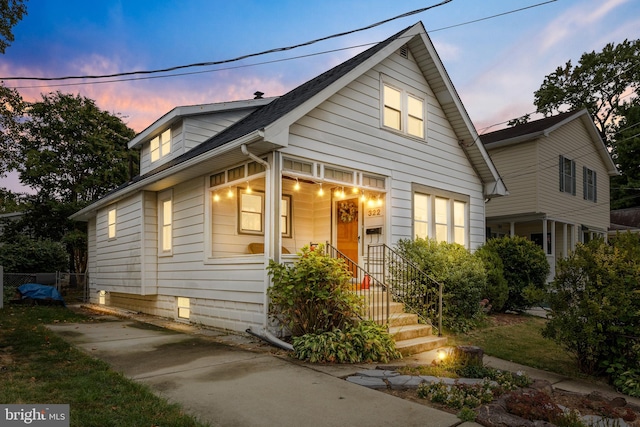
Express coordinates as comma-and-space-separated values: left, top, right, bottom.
17, 283, 65, 306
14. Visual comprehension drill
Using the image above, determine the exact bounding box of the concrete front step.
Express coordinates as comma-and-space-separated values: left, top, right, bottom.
389, 323, 433, 341
394, 335, 448, 356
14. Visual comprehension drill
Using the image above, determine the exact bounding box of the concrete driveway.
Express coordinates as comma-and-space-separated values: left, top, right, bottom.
47, 318, 464, 427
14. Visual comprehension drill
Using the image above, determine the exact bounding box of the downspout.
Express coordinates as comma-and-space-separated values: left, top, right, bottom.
240, 143, 273, 332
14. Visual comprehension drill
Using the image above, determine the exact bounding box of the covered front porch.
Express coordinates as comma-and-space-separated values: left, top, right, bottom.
486, 213, 607, 280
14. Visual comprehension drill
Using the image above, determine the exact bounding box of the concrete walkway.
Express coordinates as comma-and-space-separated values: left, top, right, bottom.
47, 306, 463, 427
47, 305, 639, 426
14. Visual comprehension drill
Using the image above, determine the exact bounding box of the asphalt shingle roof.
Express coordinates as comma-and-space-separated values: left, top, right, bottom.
479, 110, 579, 145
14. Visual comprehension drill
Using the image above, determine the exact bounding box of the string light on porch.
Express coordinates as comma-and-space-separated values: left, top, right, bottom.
245, 182, 252, 194
226, 187, 234, 198
213, 192, 220, 202
318, 183, 324, 196
294, 178, 300, 191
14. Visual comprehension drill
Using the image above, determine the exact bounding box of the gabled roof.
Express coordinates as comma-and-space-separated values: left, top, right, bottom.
610, 207, 640, 229
480, 109, 619, 177
127, 97, 277, 149
71, 21, 506, 220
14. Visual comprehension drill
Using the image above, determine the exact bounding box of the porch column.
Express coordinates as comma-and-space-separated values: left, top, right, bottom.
542, 219, 548, 254
550, 220, 556, 257
562, 223, 568, 258
510, 222, 515, 236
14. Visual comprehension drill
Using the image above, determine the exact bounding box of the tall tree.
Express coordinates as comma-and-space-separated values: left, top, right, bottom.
0, 0, 27, 54
534, 39, 640, 144
17, 91, 138, 204
610, 101, 640, 209
0, 83, 25, 176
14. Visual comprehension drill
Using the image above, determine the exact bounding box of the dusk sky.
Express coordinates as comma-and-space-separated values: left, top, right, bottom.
2, 0, 639, 193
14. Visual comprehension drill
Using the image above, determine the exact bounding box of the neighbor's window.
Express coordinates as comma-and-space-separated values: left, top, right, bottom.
413, 190, 468, 246
150, 128, 171, 163
583, 167, 597, 202
177, 297, 190, 319
158, 190, 173, 254
559, 155, 576, 195
382, 81, 425, 139
108, 208, 116, 239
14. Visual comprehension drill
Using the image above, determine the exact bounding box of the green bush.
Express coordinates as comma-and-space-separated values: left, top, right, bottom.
479, 236, 549, 312
474, 245, 509, 312
0, 235, 68, 272
395, 238, 486, 332
267, 244, 364, 337
292, 321, 401, 363
542, 233, 640, 387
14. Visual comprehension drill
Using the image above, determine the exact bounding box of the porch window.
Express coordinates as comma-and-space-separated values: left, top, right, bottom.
281, 195, 292, 238
583, 167, 597, 202
559, 155, 576, 195
413, 187, 468, 246
150, 128, 171, 163
239, 188, 264, 234
158, 190, 173, 254
107, 208, 116, 239
382, 79, 425, 139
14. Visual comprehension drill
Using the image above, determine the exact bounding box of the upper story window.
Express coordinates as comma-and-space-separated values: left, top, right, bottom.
382, 80, 425, 139
107, 208, 116, 239
150, 129, 171, 163
583, 167, 597, 202
559, 155, 576, 196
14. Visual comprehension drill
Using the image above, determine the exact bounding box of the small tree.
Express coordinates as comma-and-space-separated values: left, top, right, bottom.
395, 238, 486, 332
480, 236, 549, 312
0, 234, 68, 272
267, 245, 363, 336
474, 244, 509, 312
543, 234, 640, 383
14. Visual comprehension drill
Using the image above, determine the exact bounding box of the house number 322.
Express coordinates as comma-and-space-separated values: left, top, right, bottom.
367, 208, 382, 217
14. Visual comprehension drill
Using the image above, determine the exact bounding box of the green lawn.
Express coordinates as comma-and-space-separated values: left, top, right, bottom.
0, 298, 209, 427
449, 314, 580, 378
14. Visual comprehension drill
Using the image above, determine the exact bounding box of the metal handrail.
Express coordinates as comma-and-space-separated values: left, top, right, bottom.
367, 243, 443, 335
323, 243, 390, 328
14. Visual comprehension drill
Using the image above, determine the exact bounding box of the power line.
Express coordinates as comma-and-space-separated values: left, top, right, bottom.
1, 0, 560, 87
0, 0, 453, 82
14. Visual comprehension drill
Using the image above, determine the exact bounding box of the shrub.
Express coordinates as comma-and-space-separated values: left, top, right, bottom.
542, 233, 640, 384
292, 321, 401, 363
474, 245, 509, 312
395, 238, 486, 332
479, 236, 549, 312
267, 244, 364, 337
0, 235, 68, 272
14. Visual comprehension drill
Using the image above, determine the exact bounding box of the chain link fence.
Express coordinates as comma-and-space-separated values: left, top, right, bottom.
1, 270, 89, 304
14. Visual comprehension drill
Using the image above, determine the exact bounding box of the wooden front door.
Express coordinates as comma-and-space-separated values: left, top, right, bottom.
336, 198, 359, 273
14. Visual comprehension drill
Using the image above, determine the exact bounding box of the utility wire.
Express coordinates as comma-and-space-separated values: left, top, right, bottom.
0, 0, 453, 82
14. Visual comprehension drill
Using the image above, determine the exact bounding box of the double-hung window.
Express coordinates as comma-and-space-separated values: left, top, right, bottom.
150, 128, 171, 163
413, 187, 468, 246
583, 167, 597, 202
559, 155, 576, 195
107, 208, 116, 239
158, 190, 173, 254
382, 79, 425, 139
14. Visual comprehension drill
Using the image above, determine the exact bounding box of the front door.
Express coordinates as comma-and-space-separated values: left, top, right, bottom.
336, 198, 359, 273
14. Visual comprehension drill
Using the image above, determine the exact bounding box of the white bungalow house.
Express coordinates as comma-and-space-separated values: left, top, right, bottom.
480, 109, 619, 279
71, 22, 506, 337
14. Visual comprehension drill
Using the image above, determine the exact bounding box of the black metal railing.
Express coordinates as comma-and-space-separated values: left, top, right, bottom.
366, 244, 443, 335
324, 243, 390, 327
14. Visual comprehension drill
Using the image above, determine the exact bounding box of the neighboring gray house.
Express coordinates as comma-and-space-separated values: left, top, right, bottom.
71, 22, 506, 336
480, 109, 618, 278
609, 207, 640, 237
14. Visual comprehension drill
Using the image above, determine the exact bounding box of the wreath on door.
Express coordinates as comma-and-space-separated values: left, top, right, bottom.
338, 201, 358, 223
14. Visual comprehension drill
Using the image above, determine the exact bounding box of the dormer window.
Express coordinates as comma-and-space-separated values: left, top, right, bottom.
150, 129, 171, 163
